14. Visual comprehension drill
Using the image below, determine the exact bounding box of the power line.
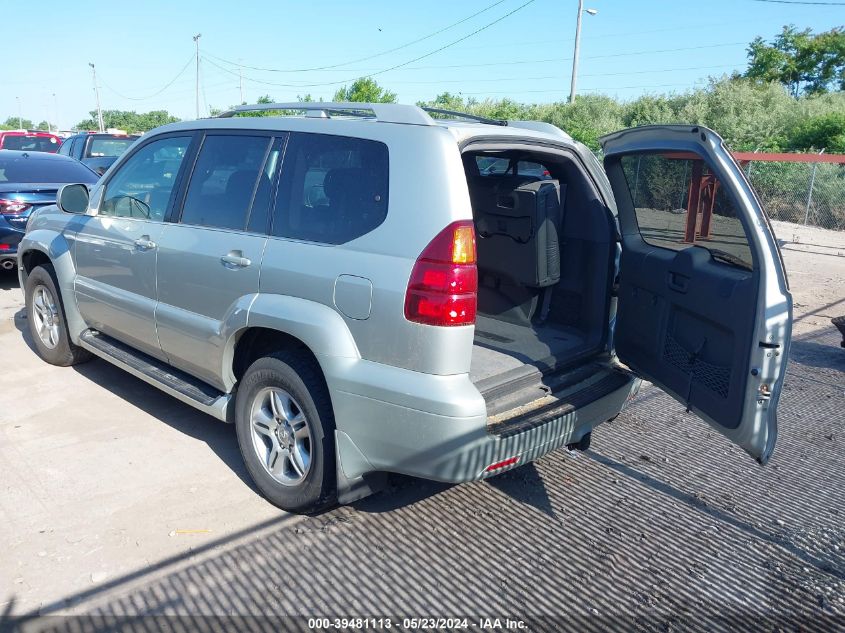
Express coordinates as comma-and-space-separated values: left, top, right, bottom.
203, 0, 537, 91
378, 63, 743, 85
749, 0, 845, 5
99, 54, 195, 101
205, 0, 512, 73
203, 41, 746, 90
460, 80, 708, 95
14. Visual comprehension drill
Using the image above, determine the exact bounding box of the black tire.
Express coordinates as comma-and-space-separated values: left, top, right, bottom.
24, 264, 93, 367
235, 350, 337, 513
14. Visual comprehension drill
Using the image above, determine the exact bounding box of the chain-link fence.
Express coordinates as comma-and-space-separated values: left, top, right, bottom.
742, 157, 845, 231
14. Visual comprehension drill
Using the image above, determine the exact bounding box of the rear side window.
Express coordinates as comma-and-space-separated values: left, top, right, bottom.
476, 156, 550, 179
180, 134, 271, 230
620, 152, 754, 271
88, 137, 136, 157
273, 133, 388, 244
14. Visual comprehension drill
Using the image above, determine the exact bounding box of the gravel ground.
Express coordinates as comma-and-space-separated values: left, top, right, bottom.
1, 221, 843, 632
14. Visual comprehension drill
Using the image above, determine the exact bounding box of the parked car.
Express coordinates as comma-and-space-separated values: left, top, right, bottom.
57, 132, 140, 175
17, 104, 793, 513
0, 131, 63, 153
0, 150, 98, 270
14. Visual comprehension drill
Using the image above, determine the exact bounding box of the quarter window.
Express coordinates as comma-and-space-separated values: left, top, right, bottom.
57, 137, 73, 156
180, 134, 271, 231
273, 133, 389, 244
620, 153, 754, 271
101, 136, 191, 220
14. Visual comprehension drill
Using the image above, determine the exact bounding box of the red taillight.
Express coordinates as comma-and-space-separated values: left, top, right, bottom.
0, 244, 10, 250
0, 199, 32, 215
404, 221, 477, 326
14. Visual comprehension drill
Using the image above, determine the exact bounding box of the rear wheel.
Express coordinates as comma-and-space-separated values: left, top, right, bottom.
235, 351, 337, 513
24, 264, 92, 367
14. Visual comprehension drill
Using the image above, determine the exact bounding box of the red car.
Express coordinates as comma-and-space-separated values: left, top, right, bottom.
0, 130, 62, 153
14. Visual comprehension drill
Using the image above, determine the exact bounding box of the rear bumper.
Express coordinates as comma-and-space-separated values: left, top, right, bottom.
0, 226, 21, 264
320, 355, 639, 483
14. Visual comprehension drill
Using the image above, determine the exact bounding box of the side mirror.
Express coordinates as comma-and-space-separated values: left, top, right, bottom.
57, 184, 90, 214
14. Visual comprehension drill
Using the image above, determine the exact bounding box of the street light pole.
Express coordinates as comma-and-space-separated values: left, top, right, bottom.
89, 63, 105, 132
569, 2, 597, 104
16, 96, 23, 129
193, 33, 202, 119
238, 59, 245, 105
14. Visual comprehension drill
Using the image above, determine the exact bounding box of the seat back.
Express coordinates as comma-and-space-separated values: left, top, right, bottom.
470, 178, 564, 288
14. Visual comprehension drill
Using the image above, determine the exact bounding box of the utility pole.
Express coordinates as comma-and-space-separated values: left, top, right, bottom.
193, 33, 202, 119
89, 63, 105, 132
238, 59, 245, 104
569, 1, 597, 104
53, 93, 59, 133
15, 96, 23, 129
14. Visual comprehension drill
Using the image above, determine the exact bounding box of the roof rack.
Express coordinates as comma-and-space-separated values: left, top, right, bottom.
215, 102, 434, 126
421, 107, 508, 127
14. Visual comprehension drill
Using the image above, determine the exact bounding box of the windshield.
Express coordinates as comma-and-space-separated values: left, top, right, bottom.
88, 137, 136, 158
1, 135, 60, 152
0, 156, 98, 184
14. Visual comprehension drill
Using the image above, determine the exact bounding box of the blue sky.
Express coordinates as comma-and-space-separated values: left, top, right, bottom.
3, 0, 843, 129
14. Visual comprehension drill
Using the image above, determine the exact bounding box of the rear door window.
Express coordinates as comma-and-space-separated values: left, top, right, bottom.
180, 134, 272, 231
272, 133, 389, 244
620, 152, 754, 271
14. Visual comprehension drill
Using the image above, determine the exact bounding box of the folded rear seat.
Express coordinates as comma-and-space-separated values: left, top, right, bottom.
470, 177, 565, 289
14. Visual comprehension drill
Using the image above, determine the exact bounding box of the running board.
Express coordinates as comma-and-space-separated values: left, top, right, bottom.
78, 330, 233, 422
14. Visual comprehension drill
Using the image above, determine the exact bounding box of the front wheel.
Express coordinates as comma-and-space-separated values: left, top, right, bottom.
24, 264, 92, 367
235, 351, 337, 513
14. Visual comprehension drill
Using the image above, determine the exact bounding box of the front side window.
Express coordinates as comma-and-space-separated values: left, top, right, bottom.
101, 136, 191, 220
180, 134, 272, 230
273, 133, 389, 244
620, 152, 754, 271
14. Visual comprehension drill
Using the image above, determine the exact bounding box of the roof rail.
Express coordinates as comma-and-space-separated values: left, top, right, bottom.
215, 102, 434, 126
421, 107, 507, 127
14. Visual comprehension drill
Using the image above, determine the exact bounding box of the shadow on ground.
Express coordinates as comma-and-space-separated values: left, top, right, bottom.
2, 353, 843, 632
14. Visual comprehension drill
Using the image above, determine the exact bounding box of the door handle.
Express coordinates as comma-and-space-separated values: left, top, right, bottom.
667, 271, 689, 293
220, 252, 251, 269
134, 236, 156, 250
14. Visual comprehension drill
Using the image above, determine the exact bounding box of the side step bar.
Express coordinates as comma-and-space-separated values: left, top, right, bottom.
78, 330, 233, 422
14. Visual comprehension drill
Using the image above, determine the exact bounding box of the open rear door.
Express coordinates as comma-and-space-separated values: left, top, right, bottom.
601, 125, 791, 464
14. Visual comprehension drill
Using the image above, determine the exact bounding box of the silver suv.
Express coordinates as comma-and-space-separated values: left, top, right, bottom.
17, 103, 792, 512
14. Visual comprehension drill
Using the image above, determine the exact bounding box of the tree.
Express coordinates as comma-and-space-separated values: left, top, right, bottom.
75, 110, 179, 132
333, 78, 396, 103
789, 112, 845, 153
745, 26, 845, 96
2, 116, 34, 130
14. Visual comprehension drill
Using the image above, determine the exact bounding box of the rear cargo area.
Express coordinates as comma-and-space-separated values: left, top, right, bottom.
463, 147, 616, 411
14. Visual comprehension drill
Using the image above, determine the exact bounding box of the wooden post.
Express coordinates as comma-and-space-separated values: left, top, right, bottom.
698, 175, 718, 240
683, 160, 703, 243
